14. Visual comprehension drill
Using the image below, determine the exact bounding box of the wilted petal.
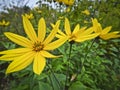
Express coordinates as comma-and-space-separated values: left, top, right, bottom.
33, 53, 46, 75
4, 32, 32, 48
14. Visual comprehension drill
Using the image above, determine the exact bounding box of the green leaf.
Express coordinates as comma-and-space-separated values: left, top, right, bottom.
38, 82, 52, 90
69, 81, 88, 90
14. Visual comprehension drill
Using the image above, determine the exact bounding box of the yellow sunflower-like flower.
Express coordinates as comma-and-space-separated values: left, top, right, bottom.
0, 20, 10, 26
55, 18, 99, 43
92, 18, 120, 40
25, 13, 34, 19
62, 0, 75, 6
55, 0, 74, 6
81, 9, 90, 15
0, 16, 67, 75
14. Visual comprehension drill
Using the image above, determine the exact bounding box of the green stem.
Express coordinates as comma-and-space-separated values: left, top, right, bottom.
64, 43, 73, 90
77, 39, 96, 75
46, 62, 61, 90
83, 39, 96, 63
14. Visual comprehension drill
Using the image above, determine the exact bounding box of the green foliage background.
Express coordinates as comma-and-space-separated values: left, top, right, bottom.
0, 0, 120, 90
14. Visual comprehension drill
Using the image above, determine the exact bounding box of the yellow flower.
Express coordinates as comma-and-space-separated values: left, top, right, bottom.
82, 9, 90, 15
25, 13, 34, 19
84, 20, 89, 24
56, 18, 99, 43
0, 16, 66, 75
55, 0, 74, 6
92, 18, 120, 40
0, 20, 10, 26
37, 10, 42, 14
62, 0, 75, 6
65, 7, 71, 12
58, 16, 64, 20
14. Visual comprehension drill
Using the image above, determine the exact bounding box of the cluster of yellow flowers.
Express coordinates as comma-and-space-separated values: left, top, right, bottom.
0, 16, 119, 75
0, 20, 10, 26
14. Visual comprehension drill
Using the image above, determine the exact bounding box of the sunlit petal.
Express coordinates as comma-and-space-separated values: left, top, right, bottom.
72, 24, 80, 34
6, 51, 35, 74
44, 37, 68, 50
40, 51, 62, 58
33, 53, 46, 75
92, 18, 102, 33
58, 30, 66, 36
4, 32, 32, 48
0, 54, 22, 61
100, 32, 120, 40
80, 27, 94, 35
38, 18, 46, 42
74, 27, 87, 36
0, 48, 32, 54
75, 33, 99, 42
65, 18, 71, 35
101, 26, 112, 35
43, 20, 60, 45
22, 15, 37, 42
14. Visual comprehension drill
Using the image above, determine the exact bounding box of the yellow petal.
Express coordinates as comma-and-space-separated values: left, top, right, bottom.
43, 20, 60, 45
6, 51, 35, 74
74, 27, 87, 36
33, 53, 46, 75
40, 50, 62, 58
100, 32, 120, 40
65, 18, 71, 35
72, 24, 80, 34
38, 18, 46, 42
101, 26, 112, 35
75, 33, 99, 42
4, 32, 32, 48
56, 34, 66, 38
80, 27, 94, 35
22, 15, 37, 42
44, 37, 68, 50
0, 48, 32, 54
58, 30, 66, 36
92, 18, 102, 33
0, 54, 22, 61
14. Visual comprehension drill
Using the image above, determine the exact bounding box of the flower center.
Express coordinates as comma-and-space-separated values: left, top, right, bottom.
33, 42, 44, 52
69, 35, 76, 41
